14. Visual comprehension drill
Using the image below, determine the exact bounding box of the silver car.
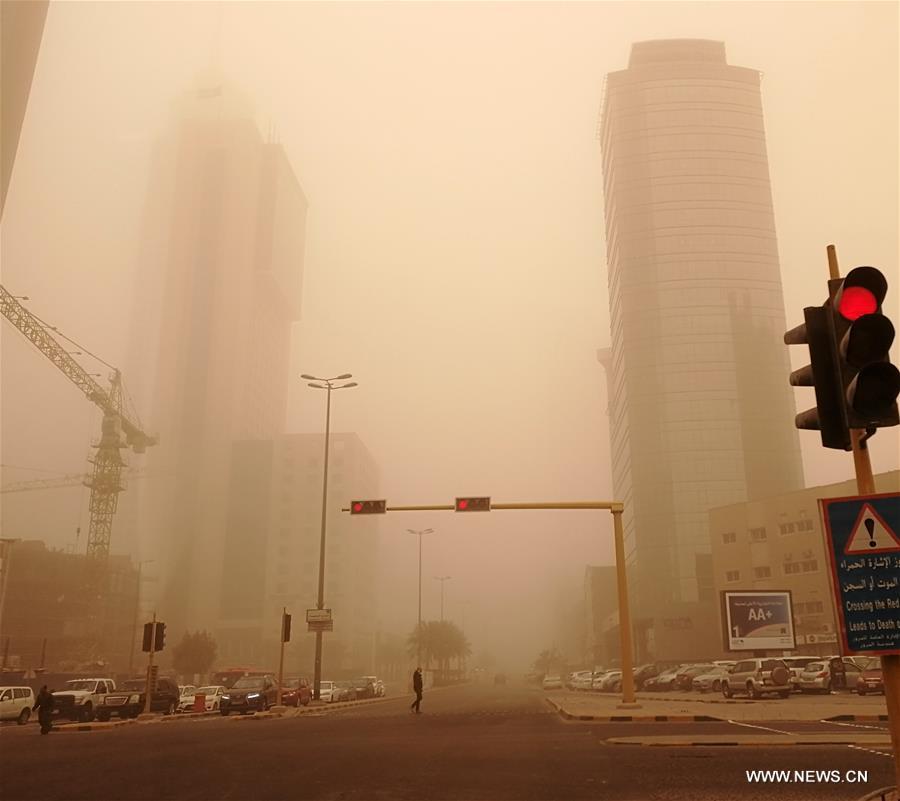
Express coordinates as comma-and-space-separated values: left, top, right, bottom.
722, 658, 791, 699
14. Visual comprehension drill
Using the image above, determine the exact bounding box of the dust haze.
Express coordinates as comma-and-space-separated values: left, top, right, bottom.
1, 1, 897, 675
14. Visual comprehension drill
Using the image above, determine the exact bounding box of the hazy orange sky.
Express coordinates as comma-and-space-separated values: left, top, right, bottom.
2, 1, 897, 667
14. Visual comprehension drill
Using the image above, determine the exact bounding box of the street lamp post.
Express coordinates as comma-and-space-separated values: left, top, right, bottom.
406, 528, 433, 665
301, 372, 357, 700
434, 575, 452, 622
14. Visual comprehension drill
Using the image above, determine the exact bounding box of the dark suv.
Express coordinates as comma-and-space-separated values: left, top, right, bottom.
98, 678, 179, 720
220, 675, 279, 715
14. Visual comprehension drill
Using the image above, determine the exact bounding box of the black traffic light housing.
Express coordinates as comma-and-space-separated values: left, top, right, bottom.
154, 622, 166, 652
282, 612, 292, 643
785, 265, 899, 451
141, 621, 153, 653
455, 496, 491, 512
350, 499, 387, 514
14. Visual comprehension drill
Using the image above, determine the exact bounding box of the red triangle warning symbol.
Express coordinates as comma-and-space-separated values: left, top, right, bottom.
844, 503, 900, 555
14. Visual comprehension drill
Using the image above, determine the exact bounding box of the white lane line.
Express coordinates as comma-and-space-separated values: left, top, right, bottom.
726, 719, 795, 735
847, 744, 893, 759
820, 719, 889, 732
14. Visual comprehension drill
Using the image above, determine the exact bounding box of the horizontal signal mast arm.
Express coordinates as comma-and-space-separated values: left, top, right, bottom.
341, 501, 625, 512
0, 285, 155, 451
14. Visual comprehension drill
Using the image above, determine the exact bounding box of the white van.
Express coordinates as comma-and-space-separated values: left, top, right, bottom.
0, 686, 35, 724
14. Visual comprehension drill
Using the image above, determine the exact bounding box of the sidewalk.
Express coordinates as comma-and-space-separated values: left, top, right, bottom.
546, 690, 888, 722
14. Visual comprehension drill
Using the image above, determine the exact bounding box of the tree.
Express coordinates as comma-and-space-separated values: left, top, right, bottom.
407, 620, 471, 681
172, 630, 217, 678
533, 647, 563, 677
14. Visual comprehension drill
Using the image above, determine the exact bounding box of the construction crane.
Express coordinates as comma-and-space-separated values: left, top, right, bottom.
0, 285, 156, 587
0, 467, 149, 494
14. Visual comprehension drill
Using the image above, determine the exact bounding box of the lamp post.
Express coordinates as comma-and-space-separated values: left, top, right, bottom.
128, 559, 154, 675
406, 528, 433, 665
301, 372, 357, 700
434, 575, 452, 622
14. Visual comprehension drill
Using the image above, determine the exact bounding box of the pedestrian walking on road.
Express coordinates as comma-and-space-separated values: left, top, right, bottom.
410, 667, 423, 714
33, 686, 55, 735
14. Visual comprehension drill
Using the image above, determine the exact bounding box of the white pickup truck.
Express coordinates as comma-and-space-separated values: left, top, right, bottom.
52, 678, 116, 722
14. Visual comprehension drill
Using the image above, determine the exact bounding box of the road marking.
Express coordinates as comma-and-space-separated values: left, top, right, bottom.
726, 720, 794, 735
821, 719, 889, 732
847, 744, 893, 759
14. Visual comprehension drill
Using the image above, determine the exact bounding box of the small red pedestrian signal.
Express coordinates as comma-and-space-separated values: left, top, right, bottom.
350, 499, 387, 515
455, 496, 491, 512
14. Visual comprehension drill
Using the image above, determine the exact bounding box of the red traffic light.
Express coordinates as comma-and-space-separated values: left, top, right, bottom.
350, 499, 387, 515
455, 496, 491, 512
838, 286, 877, 321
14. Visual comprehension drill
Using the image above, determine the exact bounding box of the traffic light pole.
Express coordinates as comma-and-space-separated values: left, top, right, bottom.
142, 610, 156, 716
277, 607, 286, 707
829, 245, 900, 786
344, 499, 639, 708
313, 384, 333, 702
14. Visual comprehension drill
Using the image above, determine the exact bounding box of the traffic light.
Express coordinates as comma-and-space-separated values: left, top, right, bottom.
350, 499, 387, 514
282, 612, 292, 643
154, 621, 166, 652
142, 622, 153, 653
829, 266, 899, 431
785, 265, 899, 450
455, 496, 491, 512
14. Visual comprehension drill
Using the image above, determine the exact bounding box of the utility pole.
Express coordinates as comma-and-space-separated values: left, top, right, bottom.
142, 611, 156, 716
276, 607, 287, 707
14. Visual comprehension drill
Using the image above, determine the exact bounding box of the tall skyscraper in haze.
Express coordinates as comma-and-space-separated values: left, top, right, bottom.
599, 40, 804, 660
127, 77, 306, 636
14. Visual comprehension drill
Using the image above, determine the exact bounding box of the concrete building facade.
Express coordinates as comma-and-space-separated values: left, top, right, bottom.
599, 40, 804, 661
217, 432, 380, 676
710, 470, 899, 656
126, 77, 306, 638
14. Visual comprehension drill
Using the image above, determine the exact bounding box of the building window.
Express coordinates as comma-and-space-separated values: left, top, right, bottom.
797, 519, 814, 532
749, 526, 767, 541
721, 531, 737, 544
753, 566, 772, 579
725, 570, 741, 583
779, 522, 796, 535
783, 559, 818, 575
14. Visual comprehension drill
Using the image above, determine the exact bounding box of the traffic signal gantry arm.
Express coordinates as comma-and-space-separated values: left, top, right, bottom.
0, 285, 156, 453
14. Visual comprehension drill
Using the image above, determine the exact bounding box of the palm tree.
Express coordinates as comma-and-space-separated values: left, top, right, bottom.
408, 620, 470, 681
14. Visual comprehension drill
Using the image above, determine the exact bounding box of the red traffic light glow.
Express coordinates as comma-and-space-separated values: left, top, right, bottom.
838, 286, 878, 321
352, 502, 363, 513
458, 499, 468, 510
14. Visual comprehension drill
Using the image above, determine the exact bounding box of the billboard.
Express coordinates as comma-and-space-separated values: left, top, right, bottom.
721, 590, 796, 651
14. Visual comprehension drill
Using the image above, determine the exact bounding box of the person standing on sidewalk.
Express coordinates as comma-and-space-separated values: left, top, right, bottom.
410, 667, 423, 714
32, 686, 55, 735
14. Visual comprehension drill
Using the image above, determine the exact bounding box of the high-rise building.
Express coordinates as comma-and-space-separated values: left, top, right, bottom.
599, 40, 804, 660
217, 432, 380, 674
125, 77, 306, 636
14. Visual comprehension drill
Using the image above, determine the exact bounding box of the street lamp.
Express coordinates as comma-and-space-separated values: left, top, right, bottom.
301, 372, 357, 700
128, 559, 155, 675
0, 539, 21, 653
406, 528, 434, 665
434, 575, 452, 622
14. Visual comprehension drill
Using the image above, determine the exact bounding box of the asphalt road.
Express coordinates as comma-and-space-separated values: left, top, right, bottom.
2, 683, 895, 801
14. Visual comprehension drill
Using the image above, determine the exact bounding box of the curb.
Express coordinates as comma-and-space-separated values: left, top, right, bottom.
605, 734, 894, 748
545, 697, 722, 723
854, 787, 898, 801
55, 719, 138, 733
826, 714, 890, 722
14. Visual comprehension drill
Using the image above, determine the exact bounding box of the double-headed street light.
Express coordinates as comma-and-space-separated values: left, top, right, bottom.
406, 528, 434, 665
300, 372, 357, 700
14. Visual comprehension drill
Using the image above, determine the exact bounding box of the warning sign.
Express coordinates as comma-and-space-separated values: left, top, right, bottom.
820, 492, 900, 656
844, 504, 900, 555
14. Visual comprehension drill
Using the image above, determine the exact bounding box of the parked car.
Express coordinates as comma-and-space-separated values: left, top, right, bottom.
98, 677, 179, 720
52, 678, 116, 722
722, 658, 791, 699
318, 680, 341, 703
334, 680, 357, 702
0, 686, 34, 724
571, 671, 596, 690
798, 659, 863, 694
363, 676, 386, 697
178, 685, 197, 700
177, 685, 198, 712
643, 667, 681, 692
178, 685, 226, 712
633, 664, 660, 690
675, 664, 715, 691
856, 658, 884, 696
220, 675, 278, 715
692, 666, 731, 693
597, 670, 622, 692
350, 677, 377, 699
541, 675, 563, 690
782, 657, 821, 692
281, 678, 312, 707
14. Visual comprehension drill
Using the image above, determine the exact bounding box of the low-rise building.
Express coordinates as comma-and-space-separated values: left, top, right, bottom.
710, 470, 899, 655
